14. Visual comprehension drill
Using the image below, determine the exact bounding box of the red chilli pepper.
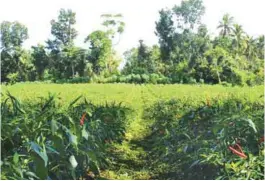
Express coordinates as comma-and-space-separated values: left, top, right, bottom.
80, 112, 87, 126
228, 144, 247, 159
234, 144, 244, 153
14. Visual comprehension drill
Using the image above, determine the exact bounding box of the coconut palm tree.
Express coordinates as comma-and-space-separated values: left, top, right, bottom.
256, 35, 264, 59
217, 13, 234, 37
231, 24, 245, 55
244, 35, 257, 62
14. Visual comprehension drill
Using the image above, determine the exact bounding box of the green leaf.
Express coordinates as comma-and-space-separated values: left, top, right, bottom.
51, 135, 64, 151
40, 144, 48, 167
46, 146, 59, 154
41, 95, 55, 112
82, 127, 89, 140
89, 161, 100, 175
30, 142, 48, 167
12, 165, 23, 178
189, 160, 200, 169
71, 169, 77, 179
68, 95, 82, 108
13, 152, 19, 164
183, 145, 188, 153
34, 155, 48, 179
51, 119, 58, 135
87, 151, 97, 162
245, 118, 257, 133
68, 133, 78, 146
182, 133, 191, 140
25, 171, 40, 179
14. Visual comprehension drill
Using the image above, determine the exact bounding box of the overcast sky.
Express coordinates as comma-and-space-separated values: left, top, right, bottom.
1, 0, 264, 57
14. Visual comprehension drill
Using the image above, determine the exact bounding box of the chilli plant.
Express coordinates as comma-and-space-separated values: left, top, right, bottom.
144, 96, 264, 180
1, 92, 130, 179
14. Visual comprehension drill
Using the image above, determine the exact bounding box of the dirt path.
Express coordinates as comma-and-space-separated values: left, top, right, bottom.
99, 85, 155, 180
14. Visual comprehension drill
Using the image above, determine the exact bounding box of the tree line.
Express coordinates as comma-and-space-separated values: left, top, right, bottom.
1, 0, 264, 85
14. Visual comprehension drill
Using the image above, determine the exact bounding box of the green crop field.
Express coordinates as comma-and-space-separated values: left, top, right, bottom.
2, 83, 263, 108
1, 83, 264, 180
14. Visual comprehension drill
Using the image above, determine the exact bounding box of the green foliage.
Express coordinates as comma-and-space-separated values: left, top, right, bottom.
101, 13, 125, 45
1, 93, 131, 179
50, 9, 77, 46
0, 0, 263, 86
0, 21, 28, 49
155, 9, 175, 61
151, 0, 263, 86
85, 30, 113, 75
3, 83, 263, 180
217, 13, 234, 37
144, 95, 264, 179
6, 72, 19, 85
0, 21, 30, 82
172, 0, 205, 30
91, 74, 173, 84
55, 76, 91, 84
31, 44, 49, 80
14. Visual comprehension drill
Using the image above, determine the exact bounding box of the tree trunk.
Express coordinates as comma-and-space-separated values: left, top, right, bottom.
71, 62, 75, 78
217, 70, 221, 84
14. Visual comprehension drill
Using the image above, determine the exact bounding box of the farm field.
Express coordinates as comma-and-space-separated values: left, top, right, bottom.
1, 0, 264, 179
1, 83, 264, 180
2, 83, 264, 108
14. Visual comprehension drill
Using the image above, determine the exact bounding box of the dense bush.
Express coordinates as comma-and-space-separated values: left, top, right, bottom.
90, 74, 174, 84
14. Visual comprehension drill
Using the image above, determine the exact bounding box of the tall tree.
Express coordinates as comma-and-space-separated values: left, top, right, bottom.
244, 36, 257, 61
31, 44, 49, 80
85, 30, 112, 75
100, 14, 125, 46
0, 21, 29, 82
256, 35, 264, 59
47, 8, 78, 78
84, 14, 124, 76
205, 46, 229, 84
0, 21, 28, 49
50, 9, 77, 47
155, 9, 175, 61
172, 0, 205, 30
217, 14, 234, 37
232, 24, 245, 55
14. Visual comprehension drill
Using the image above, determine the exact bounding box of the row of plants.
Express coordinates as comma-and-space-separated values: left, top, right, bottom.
92, 74, 171, 84
144, 96, 264, 179
4, 68, 262, 86
14, 73, 261, 86
1, 93, 131, 179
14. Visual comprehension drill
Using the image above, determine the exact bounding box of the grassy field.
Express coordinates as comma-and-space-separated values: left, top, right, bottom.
1, 83, 264, 179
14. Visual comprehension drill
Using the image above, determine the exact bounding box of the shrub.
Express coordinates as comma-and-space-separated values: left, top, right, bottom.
141, 74, 150, 83
187, 77, 197, 84
132, 74, 142, 84
220, 81, 232, 87
7, 73, 19, 85
150, 73, 160, 84
199, 79, 204, 84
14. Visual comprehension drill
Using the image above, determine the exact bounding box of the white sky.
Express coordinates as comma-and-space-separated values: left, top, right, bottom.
1, 0, 265, 57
